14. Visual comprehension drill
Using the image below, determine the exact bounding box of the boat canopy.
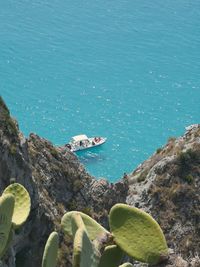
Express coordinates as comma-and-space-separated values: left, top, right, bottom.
71, 135, 88, 142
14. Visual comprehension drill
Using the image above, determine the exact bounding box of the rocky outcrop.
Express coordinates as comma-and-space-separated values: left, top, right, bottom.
126, 126, 200, 266
0, 97, 127, 267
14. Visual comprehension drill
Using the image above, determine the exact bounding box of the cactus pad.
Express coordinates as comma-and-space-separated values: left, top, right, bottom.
73, 227, 100, 267
98, 245, 124, 267
71, 212, 86, 237
3, 183, 31, 228
0, 194, 15, 257
42, 231, 59, 267
0, 228, 14, 258
61, 211, 109, 240
109, 204, 168, 264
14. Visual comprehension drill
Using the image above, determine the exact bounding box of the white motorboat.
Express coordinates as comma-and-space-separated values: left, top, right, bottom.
65, 134, 107, 152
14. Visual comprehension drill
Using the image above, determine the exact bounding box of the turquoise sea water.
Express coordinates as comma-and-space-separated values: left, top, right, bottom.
1, 0, 200, 181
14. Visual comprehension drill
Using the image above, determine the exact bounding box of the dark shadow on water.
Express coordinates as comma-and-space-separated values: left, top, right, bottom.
76, 146, 106, 165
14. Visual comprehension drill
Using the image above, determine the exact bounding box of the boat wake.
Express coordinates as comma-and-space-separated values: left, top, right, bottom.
78, 151, 106, 164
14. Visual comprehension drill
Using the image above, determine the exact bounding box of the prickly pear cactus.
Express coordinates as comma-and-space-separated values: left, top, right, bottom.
0, 194, 15, 258
3, 183, 31, 228
71, 213, 86, 237
42, 231, 59, 267
98, 245, 124, 267
118, 263, 133, 267
61, 211, 109, 241
109, 204, 168, 265
0, 228, 14, 258
73, 227, 100, 267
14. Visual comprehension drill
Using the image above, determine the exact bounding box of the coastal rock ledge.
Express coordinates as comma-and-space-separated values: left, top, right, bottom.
0, 97, 199, 267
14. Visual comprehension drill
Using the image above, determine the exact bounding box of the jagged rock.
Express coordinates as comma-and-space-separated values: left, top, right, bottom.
190, 256, 200, 267
0, 97, 127, 267
126, 125, 200, 265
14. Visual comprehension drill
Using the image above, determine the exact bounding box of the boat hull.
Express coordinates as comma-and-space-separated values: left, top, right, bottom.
70, 137, 106, 152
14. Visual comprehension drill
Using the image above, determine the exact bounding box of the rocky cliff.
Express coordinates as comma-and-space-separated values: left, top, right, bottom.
0, 97, 127, 267
126, 126, 200, 266
0, 97, 199, 267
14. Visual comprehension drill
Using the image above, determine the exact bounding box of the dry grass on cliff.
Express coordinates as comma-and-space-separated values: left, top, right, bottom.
148, 149, 200, 257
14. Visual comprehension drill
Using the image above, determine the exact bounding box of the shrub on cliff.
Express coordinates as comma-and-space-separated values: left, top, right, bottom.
0, 96, 18, 139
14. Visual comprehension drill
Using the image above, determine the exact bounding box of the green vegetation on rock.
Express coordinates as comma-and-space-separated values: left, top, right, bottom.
0, 96, 9, 114
109, 204, 168, 264
178, 149, 200, 173
0, 96, 18, 138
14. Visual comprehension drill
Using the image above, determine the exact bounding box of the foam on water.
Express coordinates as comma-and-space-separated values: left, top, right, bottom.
1, 0, 200, 181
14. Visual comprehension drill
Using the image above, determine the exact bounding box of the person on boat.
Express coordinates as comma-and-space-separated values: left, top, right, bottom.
95, 137, 101, 143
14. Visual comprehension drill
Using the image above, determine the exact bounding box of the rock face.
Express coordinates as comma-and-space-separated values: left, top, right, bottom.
0, 97, 199, 267
127, 126, 200, 266
0, 97, 127, 267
